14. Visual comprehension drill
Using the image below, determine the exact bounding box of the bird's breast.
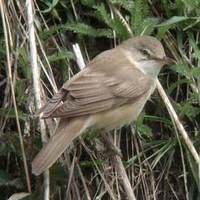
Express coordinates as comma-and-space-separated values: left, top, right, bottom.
90, 82, 156, 131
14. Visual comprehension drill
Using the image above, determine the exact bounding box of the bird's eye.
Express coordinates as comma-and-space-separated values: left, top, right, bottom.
140, 48, 152, 58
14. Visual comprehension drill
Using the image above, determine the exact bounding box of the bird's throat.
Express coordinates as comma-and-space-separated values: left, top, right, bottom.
139, 60, 163, 78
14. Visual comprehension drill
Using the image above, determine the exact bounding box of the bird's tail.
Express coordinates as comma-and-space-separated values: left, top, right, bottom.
32, 117, 88, 176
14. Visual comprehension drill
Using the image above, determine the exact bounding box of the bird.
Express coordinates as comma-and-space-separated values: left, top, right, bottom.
32, 36, 172, 175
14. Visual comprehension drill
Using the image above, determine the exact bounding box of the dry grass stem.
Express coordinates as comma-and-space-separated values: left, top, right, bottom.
156, 79, 200, 171
26, 0, 49, 198
110, 4, 134, 37
114, 155, 136, 200
72, 43, 86, 70
0, 0, 31, 193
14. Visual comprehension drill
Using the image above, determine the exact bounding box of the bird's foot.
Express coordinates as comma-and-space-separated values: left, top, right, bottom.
100, 132, 122, 157
104, 144, 122, 157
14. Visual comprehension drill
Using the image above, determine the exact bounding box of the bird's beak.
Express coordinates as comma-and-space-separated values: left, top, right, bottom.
154, 56, 175, 65
161, 56, 175, 65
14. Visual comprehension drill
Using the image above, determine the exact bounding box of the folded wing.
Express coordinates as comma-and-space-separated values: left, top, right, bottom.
41, 48, 153, 119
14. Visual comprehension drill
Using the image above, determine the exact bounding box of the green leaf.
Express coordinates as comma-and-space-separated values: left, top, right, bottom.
81, 0, 95, 7
141, 17, 160, 35
0, 38, 6, 59
41, 0, 60, 13
80, 160, 103, 168
156, 16, 199, 27
151, 140, 176, 168
188, 93, 200, 104
16, 80, 28, 105
94, 4, 111, 25
126, 155, 140, 167
144, 115, 172, 125
94, 3, 131, 39
167, 79, 192, 95
0, 108, 27, 121
18, 48, 31, 79
157, 26, 171, 39
188, 32, 200, 60
170, 63, 191, 77
179, 103, 200, 119
50, 163, 68, 186
136, 113, 152, 139
41, 23, 113, 39
0, 139, 16, 155
109, 0, 134, 12
110, 17, 130, 39
131, 0, 150, 35
0, 170, 12, 186
137, 124, 152, 138
63, 23, 113, 38
48, 49, 75, 63
191, 67, 200, 78
186, 150, 200, 192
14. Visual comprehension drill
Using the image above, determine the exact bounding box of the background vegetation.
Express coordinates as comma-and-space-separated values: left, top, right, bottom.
0, 0, 200, 199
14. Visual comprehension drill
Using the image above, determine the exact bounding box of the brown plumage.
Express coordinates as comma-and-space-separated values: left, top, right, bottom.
32, 36, 170, 175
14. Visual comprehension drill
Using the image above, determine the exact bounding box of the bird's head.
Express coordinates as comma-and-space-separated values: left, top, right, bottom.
121, 36, 174, 77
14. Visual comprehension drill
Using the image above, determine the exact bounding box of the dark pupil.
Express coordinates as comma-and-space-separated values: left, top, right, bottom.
141, 49, 150, 57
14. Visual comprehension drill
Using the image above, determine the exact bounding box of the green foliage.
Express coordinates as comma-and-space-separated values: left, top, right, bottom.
18, 48, 32, 80
15, 80, 28, 105
131, 0, 150, 35
186, 150, 200, 191
136, 113, 153, 139
150, 139, 176, 169
0, 108, 27, 121
63, 22, 113, 38
110, 0, 134, 12
0, 170, 11, 186
94, 3, 130, 39
157, 16, 199, 27
48, 49, 75, 63
179, 102, 200, 119
41, 22, 113, 39
41, 0, 60, 13
81, 0, 95, 7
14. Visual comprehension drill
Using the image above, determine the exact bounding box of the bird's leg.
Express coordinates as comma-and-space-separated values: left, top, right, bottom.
130, 123, 136, 135
100, 131, 122, 157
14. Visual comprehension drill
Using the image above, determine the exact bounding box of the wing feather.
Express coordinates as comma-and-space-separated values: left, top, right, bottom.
41, 47, 154, 119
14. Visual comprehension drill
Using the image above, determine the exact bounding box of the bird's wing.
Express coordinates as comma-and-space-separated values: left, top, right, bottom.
41, 48, 153, 118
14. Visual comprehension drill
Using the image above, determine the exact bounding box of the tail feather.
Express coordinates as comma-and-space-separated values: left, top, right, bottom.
32, 117, 88, 175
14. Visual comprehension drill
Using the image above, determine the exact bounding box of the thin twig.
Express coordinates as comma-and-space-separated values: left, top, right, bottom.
156, 79, 200, 171
114, 155, 136, 200
0, 0, 31, 193
109, 3, 134, 37
173, 125, 190, 200
72, 44, 85, 70
77, 163, 92, 200
80, 139, 117, 200
36, 33, 58, 93
26, 0, 50, 199
66, 152, 77, 199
